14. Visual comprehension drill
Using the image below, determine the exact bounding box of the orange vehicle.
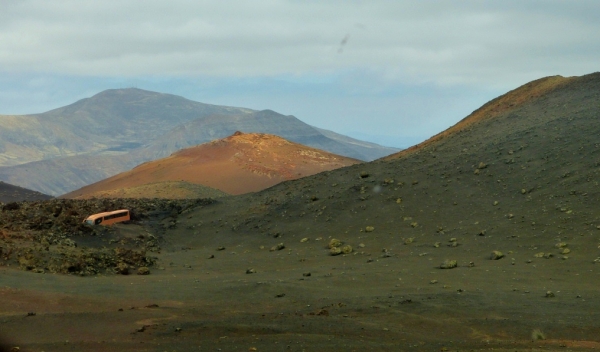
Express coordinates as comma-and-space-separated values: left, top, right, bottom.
83, 209, 130, 226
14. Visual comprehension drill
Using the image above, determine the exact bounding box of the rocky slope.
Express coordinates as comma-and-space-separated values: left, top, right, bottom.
0, 89, 398, 196
0, 181, 53, 203
63, 132, 362, 198
191, 72, 600, 247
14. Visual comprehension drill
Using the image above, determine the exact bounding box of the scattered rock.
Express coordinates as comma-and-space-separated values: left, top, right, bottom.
555, 242, 568, 248
329, 238, 342, 248
490, 251, 505, 260
341, 245, 353, 254
545, 291, 555, 298
365, 226, 375, 233
275, 293, 286, 298
440, 260, 457, 269
430, 280, 438, 284
560, 248, 571, 255
329, 247, 343, 256
534, 252, 545, 258
246, 268, 256, 274
115, 263, 129, 275
270, 243, 285, 251
217, 246, 226, 251
137, 267, 150, 275
302, 272, 311, 277
403, 237, 414, 245
381, 248, 393, 258
359, 171, 370, 178
300, 237, 309, 243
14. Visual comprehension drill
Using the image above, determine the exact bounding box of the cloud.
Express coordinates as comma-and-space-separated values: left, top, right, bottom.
0, 0, 598, 89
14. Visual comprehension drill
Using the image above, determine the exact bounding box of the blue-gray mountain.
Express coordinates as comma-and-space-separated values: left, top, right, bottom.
0, 89, 399, 195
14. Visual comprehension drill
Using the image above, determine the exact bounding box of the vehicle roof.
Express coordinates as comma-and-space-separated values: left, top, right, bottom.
84, 209, 129, 220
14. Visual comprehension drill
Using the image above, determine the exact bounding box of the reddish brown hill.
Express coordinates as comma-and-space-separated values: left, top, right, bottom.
384, 75, 574, 160
62, 132, 361, 198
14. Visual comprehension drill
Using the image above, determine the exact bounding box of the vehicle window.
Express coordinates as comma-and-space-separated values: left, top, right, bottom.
95, 218, 102, 225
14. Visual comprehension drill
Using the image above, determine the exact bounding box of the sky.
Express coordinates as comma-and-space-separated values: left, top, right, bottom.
0, 0, 599, 148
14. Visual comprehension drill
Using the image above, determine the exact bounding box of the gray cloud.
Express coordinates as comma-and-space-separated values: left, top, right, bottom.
0, 0, 598, 89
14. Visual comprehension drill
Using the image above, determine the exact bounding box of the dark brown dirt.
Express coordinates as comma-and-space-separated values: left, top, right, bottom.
2, 72, 600, 351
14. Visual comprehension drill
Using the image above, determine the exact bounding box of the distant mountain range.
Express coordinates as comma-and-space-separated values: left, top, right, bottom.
62, 132, 362, 199
0, 89, 399, 196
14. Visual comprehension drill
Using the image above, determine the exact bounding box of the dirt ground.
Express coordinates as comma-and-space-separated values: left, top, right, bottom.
1, 213, 600, 351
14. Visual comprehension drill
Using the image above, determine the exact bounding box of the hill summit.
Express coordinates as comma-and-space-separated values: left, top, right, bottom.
63, 132, 362, 198
0, 89, 398, 196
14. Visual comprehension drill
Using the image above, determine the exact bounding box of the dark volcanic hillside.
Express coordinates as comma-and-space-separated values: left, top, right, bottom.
164, 72, 600, 347
0, 181, 52, 202
0, 89, 397, 195
185, 72, 600, 252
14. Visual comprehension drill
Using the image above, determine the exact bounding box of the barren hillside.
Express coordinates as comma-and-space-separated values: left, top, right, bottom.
63, 132, 362, 198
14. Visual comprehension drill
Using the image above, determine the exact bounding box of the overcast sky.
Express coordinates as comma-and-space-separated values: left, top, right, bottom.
1, 0, 598, 148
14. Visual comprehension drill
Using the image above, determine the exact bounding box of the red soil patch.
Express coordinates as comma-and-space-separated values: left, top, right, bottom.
63, 132, 361, 198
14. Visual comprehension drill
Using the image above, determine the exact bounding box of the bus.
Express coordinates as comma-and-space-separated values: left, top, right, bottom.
83, 209, 130, 226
